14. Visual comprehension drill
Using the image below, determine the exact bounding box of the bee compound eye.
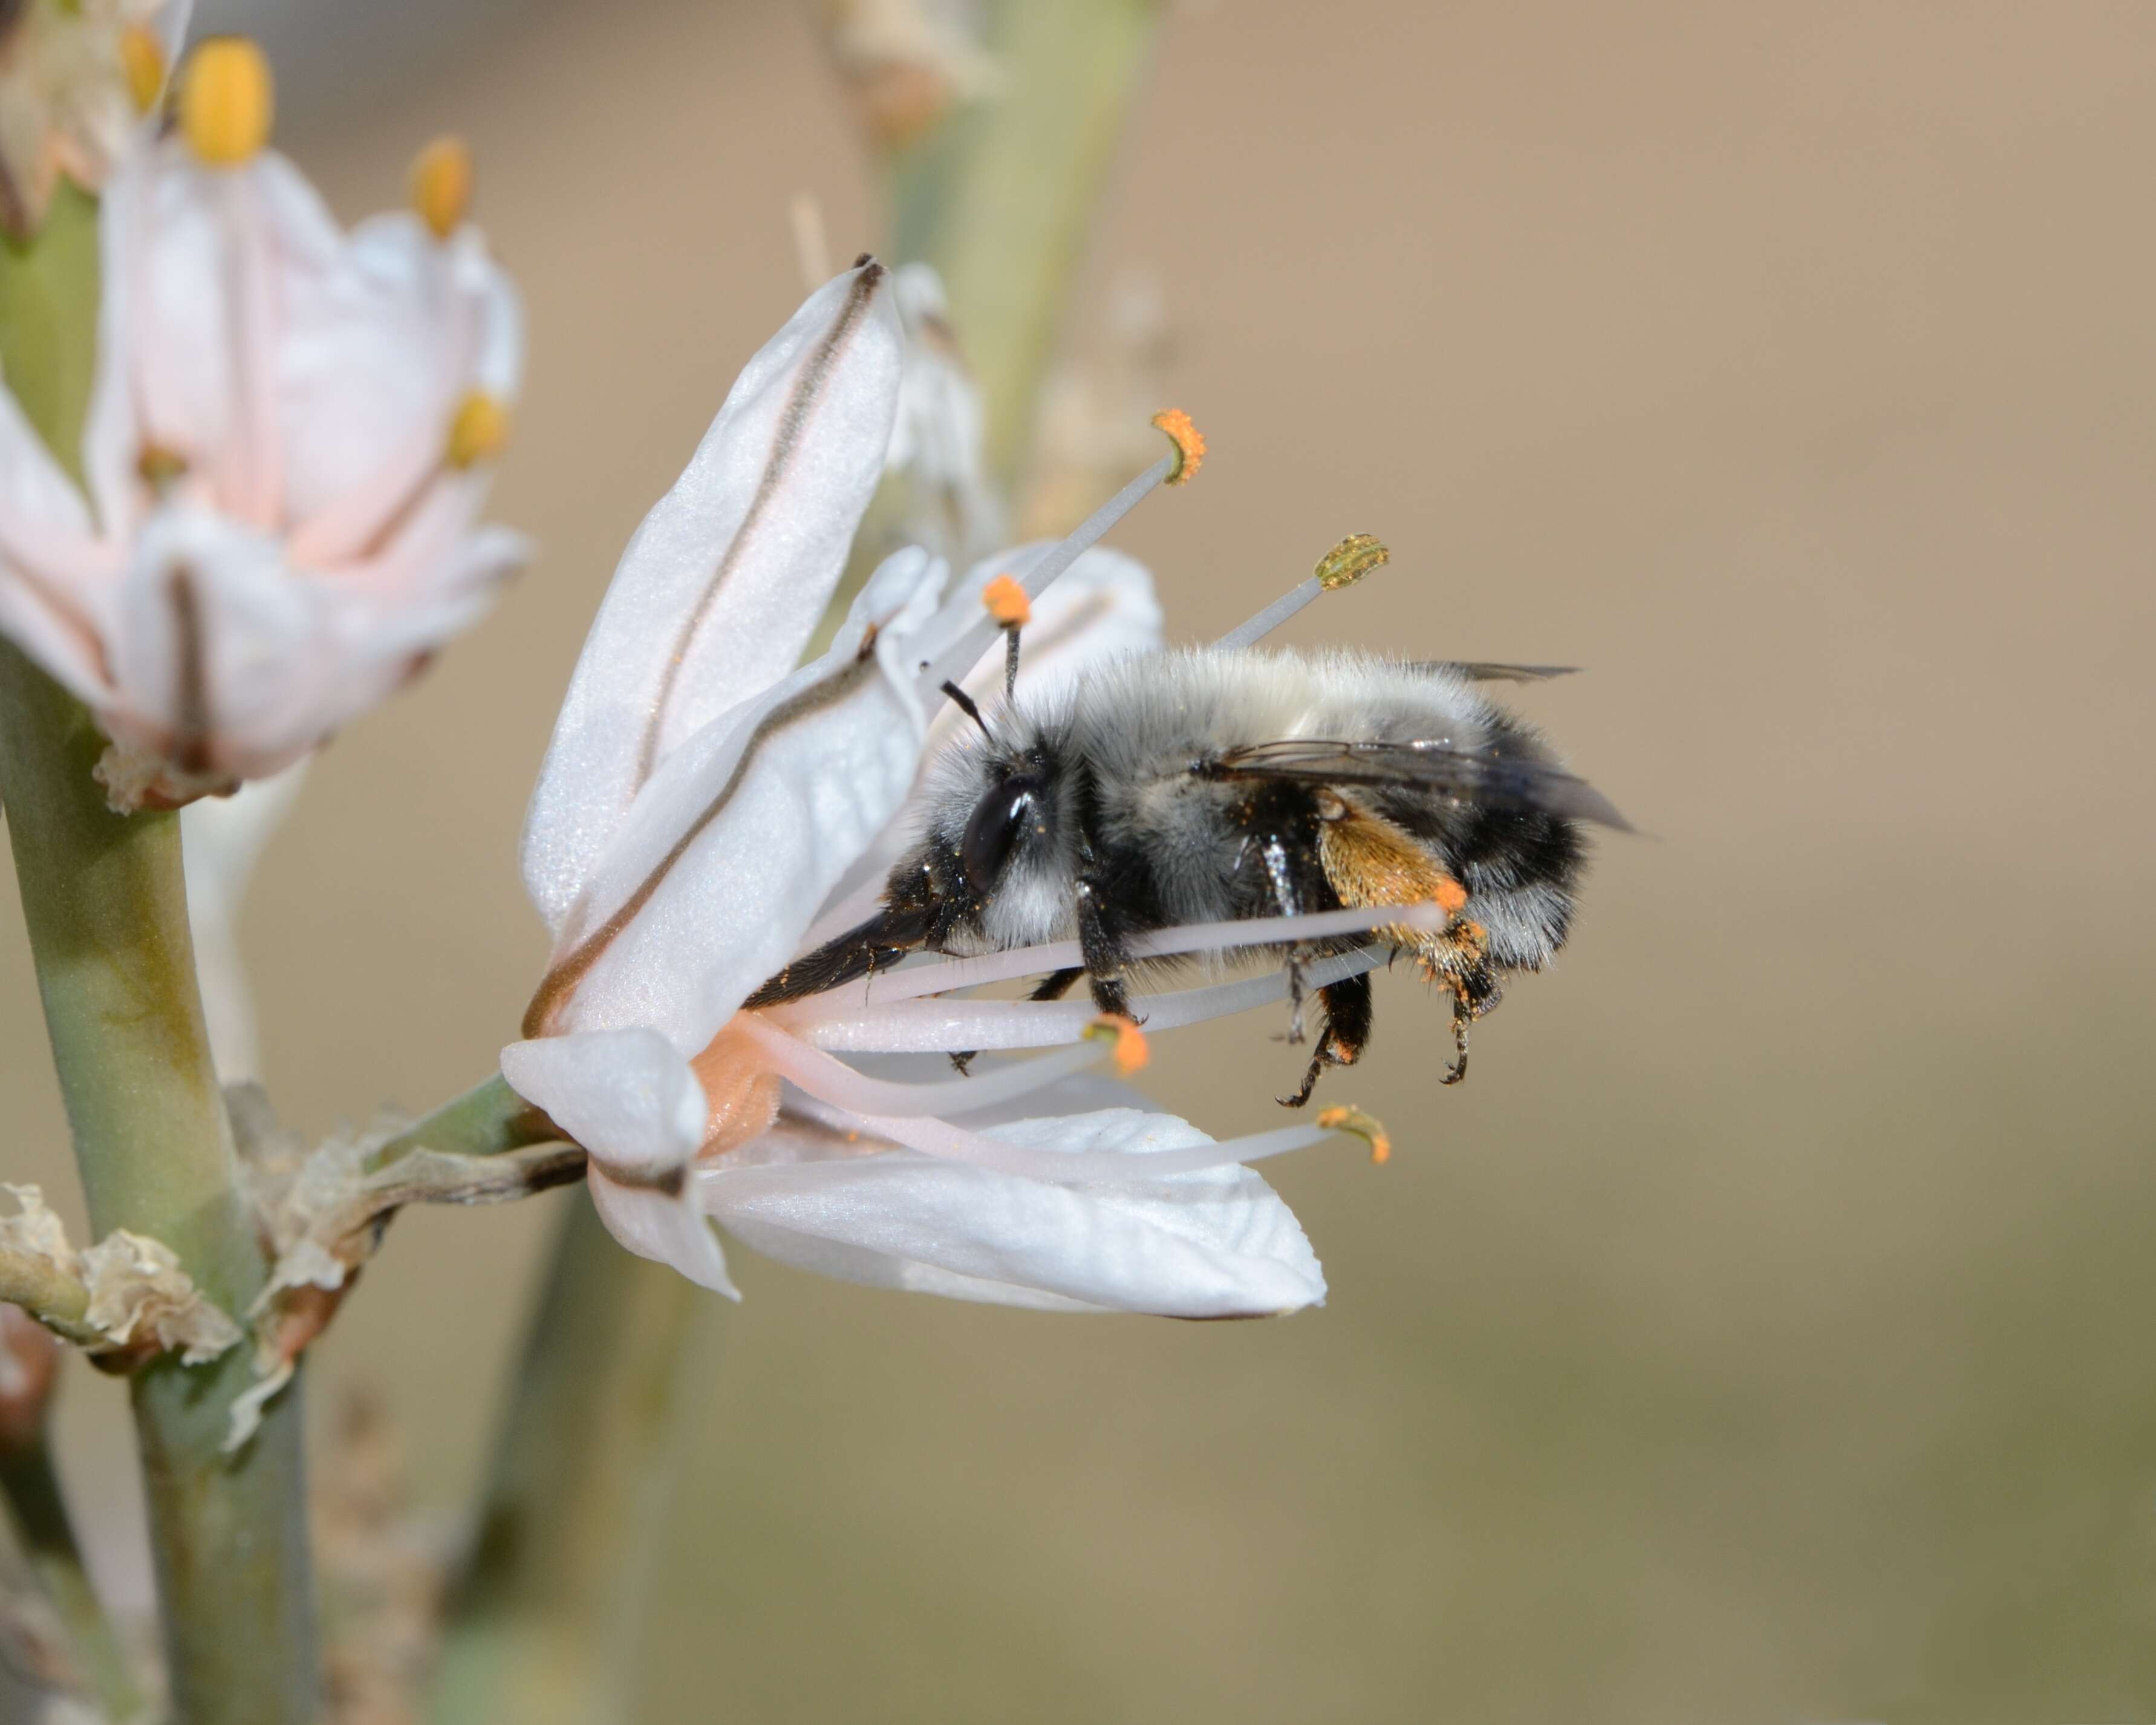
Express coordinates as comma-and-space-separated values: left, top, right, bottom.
960, 773, 1043, 893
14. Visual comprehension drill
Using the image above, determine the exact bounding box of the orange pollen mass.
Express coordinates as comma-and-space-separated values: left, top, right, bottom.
1150, 408, 1205, 485
1086, 1013, 1150, 1075
1432, 875, 1470, 916
1318, 1104, 1393, 1166
982, 572, 1032, 628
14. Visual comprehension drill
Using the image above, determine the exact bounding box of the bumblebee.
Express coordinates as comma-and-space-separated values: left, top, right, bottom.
749, 645, 1626, 1104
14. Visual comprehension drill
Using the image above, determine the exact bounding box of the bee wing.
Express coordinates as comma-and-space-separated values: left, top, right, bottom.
1409, 660, 1580, 683
1212, 738, 1632, 831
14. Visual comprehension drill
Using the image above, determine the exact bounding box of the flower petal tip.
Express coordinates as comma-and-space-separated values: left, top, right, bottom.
1150, 409, 1205, 484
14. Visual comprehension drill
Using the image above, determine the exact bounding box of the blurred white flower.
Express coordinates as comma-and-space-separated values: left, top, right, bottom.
0, 0, 188, 236
181, 759, 306, 1081
884, 260, 1002, 561
0, 39, 525, 807
501, 262, 1362, 1318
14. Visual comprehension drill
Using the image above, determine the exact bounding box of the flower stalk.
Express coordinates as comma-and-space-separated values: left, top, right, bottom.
427, 1194, 721, 1725
0, 180, 317, 1724
886, 0, 1158, 488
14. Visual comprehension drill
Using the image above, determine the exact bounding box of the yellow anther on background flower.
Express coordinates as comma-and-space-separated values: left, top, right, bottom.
1317, 1104, 1393, 1166
409, 135, 473, 240
981, 572, 1031, 628
445, 392, 511, 469
179, 38, 273, 167
136, 443, 188, 492
1151, 408, 1205, 485
1315, 533, 1389, 592
119, 24, 168, 116
1085, 1014, 1150, 1075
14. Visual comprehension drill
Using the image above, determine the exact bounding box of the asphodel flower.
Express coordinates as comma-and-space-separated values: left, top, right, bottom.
0, 0, 188, 236
502, 264, 1398, 1317
0, 38, 526, 807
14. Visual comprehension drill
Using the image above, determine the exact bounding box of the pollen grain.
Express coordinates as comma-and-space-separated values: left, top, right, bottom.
982, 572, 1032, 628
1151, 408, 1205, 485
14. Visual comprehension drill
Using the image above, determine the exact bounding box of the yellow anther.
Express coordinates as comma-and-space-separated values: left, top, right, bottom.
179, 38, 274, 167
119, 24, 167, 116
1151, 408, 1205, 485
136, 443, 188, 491
981, 572, 1031, 629
1084, 1014, 1150, 1075
1317, 1104, 1393, 1166
409, 135, 473, 240
1315, 532, 1389, 592
445, 391, 510, 469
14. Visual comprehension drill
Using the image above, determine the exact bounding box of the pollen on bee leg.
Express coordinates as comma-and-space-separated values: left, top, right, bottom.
180, 38, 275, 167
1150, 409, 1205, 484
981, 573, 1031, 628
1432, 875, 1469, 917
1317, 1104, 1392, 1165
445, 391, 512, 468
410, 135, 474, 240
119, 25, 168, 116
1084, 1014, 1150, 1074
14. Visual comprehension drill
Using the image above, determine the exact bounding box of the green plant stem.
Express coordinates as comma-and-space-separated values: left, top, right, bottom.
0, 1432, 149, 1720
370, 1072, 559, 1170
0, 197, 318, 1723
888, 0, 1159, 488
427, 1193, 723, 1725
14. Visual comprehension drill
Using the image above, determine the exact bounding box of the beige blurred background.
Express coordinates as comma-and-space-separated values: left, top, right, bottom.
7, 0, 2156, 1718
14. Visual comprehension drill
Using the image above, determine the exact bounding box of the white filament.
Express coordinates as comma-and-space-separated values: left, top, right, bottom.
1211, 575, 1321, 651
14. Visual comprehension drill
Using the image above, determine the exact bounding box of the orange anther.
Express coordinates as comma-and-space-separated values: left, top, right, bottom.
1318, 1104, 1393, 1165
1085, 1013, 1150, 1075
982, 572, 1031, 628
409, 135, 474, 240
1150, 408, 1205, 484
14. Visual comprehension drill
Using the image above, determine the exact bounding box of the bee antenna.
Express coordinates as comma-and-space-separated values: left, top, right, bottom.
939, 680, 992, 738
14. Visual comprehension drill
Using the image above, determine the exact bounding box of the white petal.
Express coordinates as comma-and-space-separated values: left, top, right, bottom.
181, 760, 309, 1081
588, 1168, 740, 1299
498, 1028, 706, 1186
703, 1109, 1326, 1317
521, 263, 904, 931
527, 549, 944, 1052
0, 381, 114, 701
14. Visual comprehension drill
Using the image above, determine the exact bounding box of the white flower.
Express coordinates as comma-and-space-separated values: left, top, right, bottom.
181, 759, 307, 1081
501, 264, 1381, 1318
0, 0, 188, 237
0, 39, 525, 807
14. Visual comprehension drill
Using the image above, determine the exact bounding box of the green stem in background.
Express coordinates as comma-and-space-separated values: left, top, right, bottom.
888, 0, 1159, 490
0, 198, 318, 1723
427, 1193, 723, 1725
0, 1432, 150, 1720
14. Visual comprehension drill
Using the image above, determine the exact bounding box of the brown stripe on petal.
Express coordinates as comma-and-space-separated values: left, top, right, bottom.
633, 262, 887, 792
524, 650, 882, 1039
166, 563, 214, 774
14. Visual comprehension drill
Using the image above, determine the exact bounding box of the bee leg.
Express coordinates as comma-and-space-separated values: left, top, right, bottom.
1442, 991, 1470, 1085
1029, 967, 1083, 1002
1279, 971, 1373, 1108
1075, 878, 1136, 1021
1283, 951, 1310, 1045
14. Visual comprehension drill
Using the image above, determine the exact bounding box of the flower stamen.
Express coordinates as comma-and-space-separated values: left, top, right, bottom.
179, 39, 274, 168
1084, 1014, 1149, 1074
1150, 408, 1205, 484
1317, 1104, 1393, 1164
981, 572, 1031, 628
409, 135, 473, 240
445, 391, 511, 469
1213, 532, 1390, 652
119, 25, 168, 116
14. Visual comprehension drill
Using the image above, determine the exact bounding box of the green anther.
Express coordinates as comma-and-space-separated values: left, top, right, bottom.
1314, 533, 1389, 591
